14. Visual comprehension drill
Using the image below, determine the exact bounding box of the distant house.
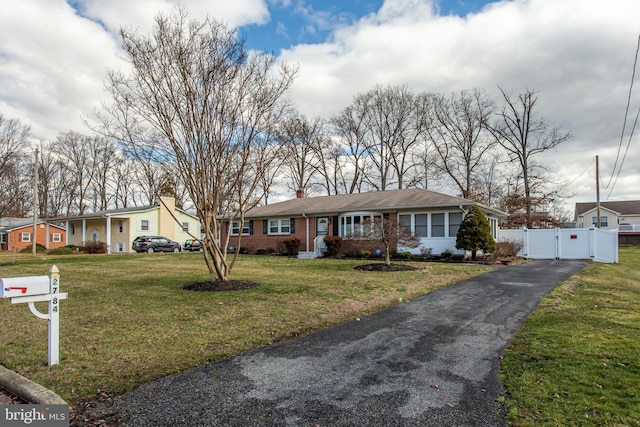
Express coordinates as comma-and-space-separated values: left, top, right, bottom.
0, 218, 67, 251
574, 200, 640, 231
221, 188, 507, 258
46, 197, 201, 254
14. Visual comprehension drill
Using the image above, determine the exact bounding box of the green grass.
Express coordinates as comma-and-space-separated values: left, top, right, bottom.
502, 246, 640, 426
0, 252, 488, 405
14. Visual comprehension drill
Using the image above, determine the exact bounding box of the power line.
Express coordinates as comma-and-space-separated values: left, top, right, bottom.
603, 32, 640, 192
566, 157, 594, 187
606, 102, 640, 199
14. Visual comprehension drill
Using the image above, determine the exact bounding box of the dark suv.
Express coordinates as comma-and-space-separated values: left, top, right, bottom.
183, 239, 203, 251
132, 236, 182, 253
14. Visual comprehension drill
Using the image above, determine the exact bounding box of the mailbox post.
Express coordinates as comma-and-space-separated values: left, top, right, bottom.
1, 265, 68, 366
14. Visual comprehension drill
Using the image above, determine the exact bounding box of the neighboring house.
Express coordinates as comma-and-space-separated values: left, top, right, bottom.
574, 200, 640, 231
0, 218, 67, 251
47, 197, 201, 254
222, 188, 507, 258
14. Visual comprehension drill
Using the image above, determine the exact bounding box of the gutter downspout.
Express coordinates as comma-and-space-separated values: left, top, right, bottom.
302, 213, 309, 253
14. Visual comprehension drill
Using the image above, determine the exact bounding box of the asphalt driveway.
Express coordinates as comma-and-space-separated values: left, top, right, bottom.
86, 259, 586, 426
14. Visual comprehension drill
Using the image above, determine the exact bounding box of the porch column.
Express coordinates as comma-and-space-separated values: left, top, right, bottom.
82, 219, 86, 244
105, 215, 112, 254
65, 221, 69, 245
45, 222, 50, 249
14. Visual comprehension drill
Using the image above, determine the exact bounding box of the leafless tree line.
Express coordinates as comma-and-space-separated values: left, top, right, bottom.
272, 84, 573, 227
0, 120, 183, 219
0, 85, 573, 225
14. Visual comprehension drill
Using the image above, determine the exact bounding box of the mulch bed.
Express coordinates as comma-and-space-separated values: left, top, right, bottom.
353, 263, 419, 272
183, 280, 260, 292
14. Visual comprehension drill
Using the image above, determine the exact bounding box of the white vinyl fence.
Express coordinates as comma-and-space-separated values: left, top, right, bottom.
499, 227, 618, 263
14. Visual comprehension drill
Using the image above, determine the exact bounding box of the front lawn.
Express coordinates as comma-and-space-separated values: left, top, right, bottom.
502, 246, 640, 426
0, 253, 488, 405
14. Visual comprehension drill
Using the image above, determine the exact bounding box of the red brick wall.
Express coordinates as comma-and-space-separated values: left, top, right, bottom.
222, 217, 330, 253
1, 224, 67, 251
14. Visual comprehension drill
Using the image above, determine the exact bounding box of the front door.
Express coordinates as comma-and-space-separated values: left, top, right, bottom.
316, 217, 329, 252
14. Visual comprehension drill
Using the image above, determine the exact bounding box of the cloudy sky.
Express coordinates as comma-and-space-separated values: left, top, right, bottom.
1, 0, 639, 209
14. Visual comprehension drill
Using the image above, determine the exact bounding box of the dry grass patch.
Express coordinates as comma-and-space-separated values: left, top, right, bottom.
502, 247, 640, 426
0, 253, 488, 405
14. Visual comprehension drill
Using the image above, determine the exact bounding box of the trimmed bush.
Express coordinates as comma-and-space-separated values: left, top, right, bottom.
48, 247, 74, 255
19, 244, 46, 253
282, 238, 301, 255
83, 241, 109, 254
493, 239, 523, 259
323, 236, 343, 256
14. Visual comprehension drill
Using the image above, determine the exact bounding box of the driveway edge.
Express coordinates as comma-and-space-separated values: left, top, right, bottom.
0, 364, 67, 405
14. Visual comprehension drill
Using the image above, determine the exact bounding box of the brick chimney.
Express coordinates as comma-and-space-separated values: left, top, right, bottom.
296, 189, 305, 198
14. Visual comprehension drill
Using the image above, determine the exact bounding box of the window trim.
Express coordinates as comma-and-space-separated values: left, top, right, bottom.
592, 215, 608, 227
448, 212, 463, 238
52, 233, 62, 243
339, 212, 383, 238
21, 232, 31, 242
230, 220, 251, 236
268, 218, 291, 235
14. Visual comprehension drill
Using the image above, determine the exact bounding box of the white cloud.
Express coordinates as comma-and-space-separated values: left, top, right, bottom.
1, 0, 639, 206
279, 0, 640, 203
0, 0, 269, 140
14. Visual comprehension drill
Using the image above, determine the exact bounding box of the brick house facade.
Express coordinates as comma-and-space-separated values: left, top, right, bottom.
221, 188, 506, 258
0, 220, 67, 251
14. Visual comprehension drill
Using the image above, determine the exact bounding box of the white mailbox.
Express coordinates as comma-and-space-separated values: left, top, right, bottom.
1, 266, 67, 366
1, 276, 50, 298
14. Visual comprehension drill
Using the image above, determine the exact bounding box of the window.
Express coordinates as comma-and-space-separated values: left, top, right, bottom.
182, 222, 190, 232
399, 215, 411, 231
116, 243, 124, 252
592, 216, 609, 227
231, 221, 251, 236
1, 233, 6, 244
140, 220, 150, 231
91, 228, 99, 242
431, 213, 445, 237
449, 212, 463, 237
21, 232, 31, 242
269, 219, 290, 234
70, 224, 75, 235
118, 220, 125, 233
340, 213, 382, 238
415, 214, 428, 237
52, 233, 61, 243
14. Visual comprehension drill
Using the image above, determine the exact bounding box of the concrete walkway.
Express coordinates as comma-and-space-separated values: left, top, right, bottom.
85, 259, 586, 426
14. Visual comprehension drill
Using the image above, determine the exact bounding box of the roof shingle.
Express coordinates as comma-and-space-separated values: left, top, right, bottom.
246, 188, 505, 217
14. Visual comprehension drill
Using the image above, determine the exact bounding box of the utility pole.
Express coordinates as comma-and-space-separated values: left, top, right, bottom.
595, 155, 601, 228
32, 148, 39, 256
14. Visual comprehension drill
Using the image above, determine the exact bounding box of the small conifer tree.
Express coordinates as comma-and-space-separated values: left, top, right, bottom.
456, 205, 496, 260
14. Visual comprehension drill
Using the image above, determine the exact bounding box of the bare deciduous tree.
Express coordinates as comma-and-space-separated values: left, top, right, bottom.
332, 103, 371, 193
335, 85, 429, 191
0, 115, 31, 218
274, 113, 324, 195
429, 88, 496, 199
103, 6, 296, 283
490, 87, 573, 226
347, 216, 420, 265
53, 131, 105, 215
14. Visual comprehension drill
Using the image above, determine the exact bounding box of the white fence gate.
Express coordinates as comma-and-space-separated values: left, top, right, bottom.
499, 227, 618, 263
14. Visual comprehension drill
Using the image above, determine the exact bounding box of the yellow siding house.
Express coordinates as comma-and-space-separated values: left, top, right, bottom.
48, 197, 201, 253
